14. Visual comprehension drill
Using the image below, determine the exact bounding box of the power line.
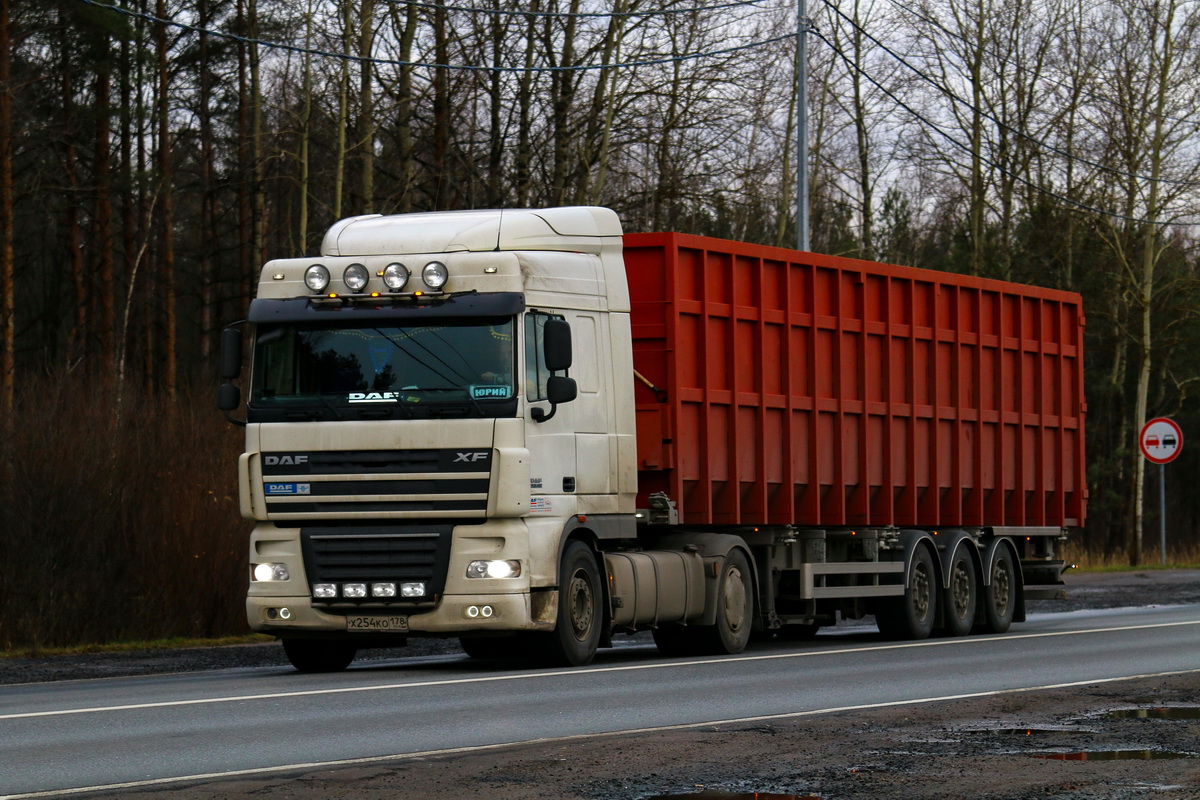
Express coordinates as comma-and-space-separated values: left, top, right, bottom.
818, 0, 1200, 189
809, 27, 1187, 226
879, 0, 1198, 128
76, 0, 794, 72
374, 0, 774, 20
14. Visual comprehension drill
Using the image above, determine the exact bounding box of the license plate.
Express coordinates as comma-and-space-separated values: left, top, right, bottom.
346, 615, 409, 632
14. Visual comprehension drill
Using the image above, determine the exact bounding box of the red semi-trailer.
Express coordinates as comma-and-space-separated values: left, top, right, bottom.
224, 208, 1084, 671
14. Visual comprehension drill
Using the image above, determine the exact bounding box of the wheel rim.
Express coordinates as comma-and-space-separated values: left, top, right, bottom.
567, 569, 595, 641
722, 565, 748, 633
991, 559, 1012, 618
911, 560, 932, 621
951, 560, 972, 619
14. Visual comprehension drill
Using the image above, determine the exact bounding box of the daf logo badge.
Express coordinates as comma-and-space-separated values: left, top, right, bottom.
264, 454, 309, 466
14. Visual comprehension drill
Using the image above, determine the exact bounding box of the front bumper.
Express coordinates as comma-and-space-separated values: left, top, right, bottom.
247, 591, 550, 635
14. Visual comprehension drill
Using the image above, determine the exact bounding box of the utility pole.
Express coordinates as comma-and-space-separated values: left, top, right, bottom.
796, 0, 810, 252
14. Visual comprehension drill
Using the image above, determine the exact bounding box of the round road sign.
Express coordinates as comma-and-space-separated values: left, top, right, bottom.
1140, 417, 1183, 464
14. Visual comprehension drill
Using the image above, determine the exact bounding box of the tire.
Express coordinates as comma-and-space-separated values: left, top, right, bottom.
876, 545, 938, 640
459, 636, 519, 660
281, 639, 357, 673
536, 541, 603, 666
940, 546, 977, 637
653, 549, 754, 657
982, 545, 1017, 633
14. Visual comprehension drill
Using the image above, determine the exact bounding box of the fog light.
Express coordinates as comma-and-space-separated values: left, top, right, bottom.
313, 583, 336, 598
253, 563, 289, 582
465, 604, 495, 619
372, 582, 397, 598
343, 583, 367, 598
400, 581, 425, 598
466, 560, 521, 579
278, 607, 293, 620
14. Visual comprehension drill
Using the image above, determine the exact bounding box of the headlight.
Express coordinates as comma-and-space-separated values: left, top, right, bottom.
401, 581, 426, 597
304, 264, 330, 293
382, 262, 409, 291
313, 583, 337, 598
253, 563, 289, 582
343, 263, 370, 292
343, 583, 367, 598
422, 261, 448, 290
466, 560, 521, 579
372, 582, 397, 598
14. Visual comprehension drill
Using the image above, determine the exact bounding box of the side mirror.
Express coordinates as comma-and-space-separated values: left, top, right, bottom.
543, 318, 572, 372
532, 376, 576, 423
220, 328, 244, 380
217, 383, 241, 412
546, 375, 577, 405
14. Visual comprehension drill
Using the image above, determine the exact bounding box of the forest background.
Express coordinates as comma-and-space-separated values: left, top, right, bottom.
2, 0, 1199, 650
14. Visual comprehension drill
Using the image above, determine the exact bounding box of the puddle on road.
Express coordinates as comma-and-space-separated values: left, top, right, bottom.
1032, 749, 1196, 761
643, 792, 820, 800
988, 728, 1089, 736
1105, 707, 1200, 720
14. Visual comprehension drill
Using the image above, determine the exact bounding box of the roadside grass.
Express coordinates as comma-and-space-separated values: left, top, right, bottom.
1062, 541, 1200, 571
0, 634, 274, 660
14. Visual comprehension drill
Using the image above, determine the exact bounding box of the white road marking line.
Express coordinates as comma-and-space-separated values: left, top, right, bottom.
4, 666, 1200, 800
2, 618, 1198, 722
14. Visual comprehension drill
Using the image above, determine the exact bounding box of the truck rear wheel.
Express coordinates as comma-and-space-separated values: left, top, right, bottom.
982, 546, 1017, 633
876, 545, 938, 640
941, 547, 977, 637
281, 639, 357, 673
536, 541, 603, 667
653, 549, 754, 657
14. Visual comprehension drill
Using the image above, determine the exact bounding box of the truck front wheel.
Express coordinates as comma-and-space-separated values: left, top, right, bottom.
537, 541, 603, 667
282, 639, 357, 673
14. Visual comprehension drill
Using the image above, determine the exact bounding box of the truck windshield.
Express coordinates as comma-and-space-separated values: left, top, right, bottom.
249, 317, 516, 419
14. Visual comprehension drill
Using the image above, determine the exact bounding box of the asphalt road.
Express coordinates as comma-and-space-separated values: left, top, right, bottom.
3, 602, 1199, 799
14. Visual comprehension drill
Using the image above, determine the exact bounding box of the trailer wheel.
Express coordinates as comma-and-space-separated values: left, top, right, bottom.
876, 545, 937, 640
537, 541, 603, 666
983, 546, 1017, 633
941, 547, 977, 637
281, 639, 356, 673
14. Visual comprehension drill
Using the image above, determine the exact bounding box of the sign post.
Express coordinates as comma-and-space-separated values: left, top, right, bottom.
1139, 417, 1183, 565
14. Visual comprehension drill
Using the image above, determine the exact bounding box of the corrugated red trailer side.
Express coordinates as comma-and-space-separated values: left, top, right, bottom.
625, 232, 1087, 529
